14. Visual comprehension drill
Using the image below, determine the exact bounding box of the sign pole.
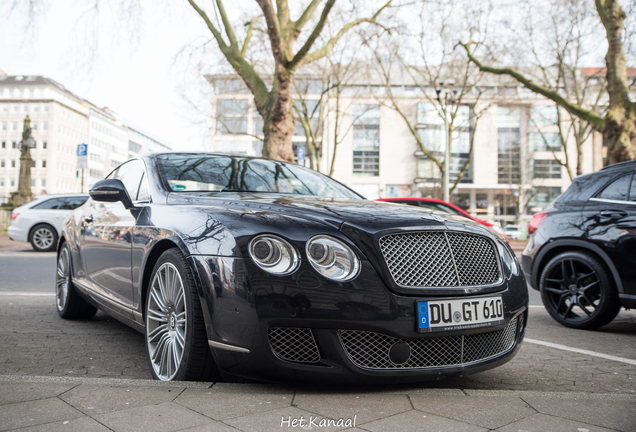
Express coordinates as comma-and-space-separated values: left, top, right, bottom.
77, 143, 88, 193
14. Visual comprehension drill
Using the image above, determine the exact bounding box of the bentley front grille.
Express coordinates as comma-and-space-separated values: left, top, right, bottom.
379, 231, 500, 288
268, 327, 321, 364
338, 317, 518, 370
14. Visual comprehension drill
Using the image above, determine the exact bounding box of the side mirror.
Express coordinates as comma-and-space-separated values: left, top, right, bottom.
89, 179, 134, 209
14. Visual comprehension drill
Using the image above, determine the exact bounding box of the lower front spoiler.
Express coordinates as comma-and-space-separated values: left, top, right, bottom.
208, 312, 527, 385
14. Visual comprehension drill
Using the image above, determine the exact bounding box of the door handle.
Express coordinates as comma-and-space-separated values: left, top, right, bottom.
599, 210, 628, 218
84, 216, 94, 224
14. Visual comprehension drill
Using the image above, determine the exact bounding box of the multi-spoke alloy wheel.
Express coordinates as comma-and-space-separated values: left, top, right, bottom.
144, 248, 218, 382
30, 224, 58, 252
540, 251, 621, 329
55, 243, 97, 319
146, 262, 187, 381
56, 247, 70, 312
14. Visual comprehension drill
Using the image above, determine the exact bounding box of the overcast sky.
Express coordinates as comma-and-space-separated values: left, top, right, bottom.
0, 1, 235, 151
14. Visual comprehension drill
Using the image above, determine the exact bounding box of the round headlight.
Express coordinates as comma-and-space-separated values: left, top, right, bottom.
249, 235, 299, 275
306, 235, 360, 282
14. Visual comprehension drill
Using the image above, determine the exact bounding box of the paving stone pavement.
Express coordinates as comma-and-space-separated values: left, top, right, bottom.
0, 375, 635, 432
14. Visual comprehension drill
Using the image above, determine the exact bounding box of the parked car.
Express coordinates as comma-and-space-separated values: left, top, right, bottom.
503, 224, 523, 240
56, 152, 528, 383
522, 160, 636, 329
8, 194, 89, 252
377, 197, 507, 239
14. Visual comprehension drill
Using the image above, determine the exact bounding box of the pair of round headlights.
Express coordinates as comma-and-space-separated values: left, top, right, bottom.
248, 234, 360, 282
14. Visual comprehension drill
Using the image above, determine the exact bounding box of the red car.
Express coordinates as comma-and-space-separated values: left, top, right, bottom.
377, 197, 507, 239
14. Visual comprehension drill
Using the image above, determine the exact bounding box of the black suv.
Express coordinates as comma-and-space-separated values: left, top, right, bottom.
522, 160, 636, 329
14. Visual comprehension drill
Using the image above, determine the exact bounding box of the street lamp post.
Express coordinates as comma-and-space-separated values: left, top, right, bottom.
436, 80, 455, 203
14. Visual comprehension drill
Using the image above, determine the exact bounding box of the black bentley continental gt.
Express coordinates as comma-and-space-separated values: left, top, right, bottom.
55, 152, 528, 383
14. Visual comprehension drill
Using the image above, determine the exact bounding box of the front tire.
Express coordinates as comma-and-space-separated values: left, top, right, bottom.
539, 251, 621, 329
30, 224, 58, 252
144, 248, 218, 381
56, 243, 97, 319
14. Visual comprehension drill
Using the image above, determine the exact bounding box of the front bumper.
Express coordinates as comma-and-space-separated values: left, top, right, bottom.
191, 255, 529, 384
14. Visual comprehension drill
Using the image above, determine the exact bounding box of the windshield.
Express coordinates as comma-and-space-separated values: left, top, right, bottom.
156, 155, 362, 199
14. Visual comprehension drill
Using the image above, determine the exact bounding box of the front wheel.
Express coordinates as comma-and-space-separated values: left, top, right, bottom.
539, 251, 621, 329
144, 248, 218, 381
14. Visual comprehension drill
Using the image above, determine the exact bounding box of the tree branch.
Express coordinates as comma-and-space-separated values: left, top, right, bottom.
215, 0, 239, 48
460, 42, 606, 131
241, 17, 258, 57
255, 0, 287, 64
293, 0, 323, 34
289, 0, 392, 70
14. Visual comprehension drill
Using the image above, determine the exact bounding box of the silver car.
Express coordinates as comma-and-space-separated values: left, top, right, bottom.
8, 194, 88, 251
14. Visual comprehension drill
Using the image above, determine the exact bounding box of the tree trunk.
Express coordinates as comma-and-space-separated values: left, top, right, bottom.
600, 0, 636, 164
262, 68, 295, 162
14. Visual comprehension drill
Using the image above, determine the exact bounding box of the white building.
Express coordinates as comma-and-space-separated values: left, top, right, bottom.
207, 71, 610, 230
0, 72, 172, 203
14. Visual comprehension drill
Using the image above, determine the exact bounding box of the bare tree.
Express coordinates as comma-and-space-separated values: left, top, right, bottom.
461, 0, 636, 165
368, 0, 493, 197
186, 0, 394, 162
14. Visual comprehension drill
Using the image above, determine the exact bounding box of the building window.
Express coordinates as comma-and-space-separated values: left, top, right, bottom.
12, 122, 17, 131
12, 141, 17, 149
41, 179, 46, 187
215, 99, 248, 135
1, 122, 5, 131
33, 104, 39, 113
527, 187, 561, 215
42, 160, 46, 168
528, 132, 562, 152
416, 103, 473, 183
11, 160, 15, 168
531, 159, 562, 179
10, 179, 15, 187
23, 103, 29, 113
1, 141, 4, 149
0, 179, 4, 187
129, 141, 142, 153
89, 169, 104, 179
31, 179, 35, 187
32, 122, 38, 131
212, 79, 249, 95
43, 122, 48, 131
497, 107, 521, 185
352, 104, 380, 176
42, 141, 47, 149
529, 105, 558, 127
12, 104, 18, 113
0, 160, 4, 168
351, 183, 380, 199
30, 160, 36, 168
43, 103, 49, 112
1, 103, 7, 112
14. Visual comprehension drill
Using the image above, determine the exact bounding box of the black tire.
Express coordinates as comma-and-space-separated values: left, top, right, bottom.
539, 251, 621, 330
30, 223, 58, 252
56, 243, 98, 319
144, 248, 219, 381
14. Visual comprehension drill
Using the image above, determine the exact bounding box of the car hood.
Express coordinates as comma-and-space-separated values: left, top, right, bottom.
166, 192, 485, 233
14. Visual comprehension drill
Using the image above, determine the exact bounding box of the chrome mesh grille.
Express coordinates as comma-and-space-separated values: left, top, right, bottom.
379, 231, 500, 288
268, 327, 320, 363
338, 317, 518, 370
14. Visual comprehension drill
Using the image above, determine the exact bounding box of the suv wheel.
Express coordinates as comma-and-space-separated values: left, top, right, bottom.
539, 251, 621, 329
30, 224, 58, 252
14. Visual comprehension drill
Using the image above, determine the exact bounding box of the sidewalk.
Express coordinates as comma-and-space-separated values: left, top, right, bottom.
1, 375, 633, 432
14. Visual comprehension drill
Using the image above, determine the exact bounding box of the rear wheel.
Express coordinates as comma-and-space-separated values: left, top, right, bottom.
56, 243, 97, 319
144, 248, 218, 381
540, 251, 621, 329
31, 224, 58, 252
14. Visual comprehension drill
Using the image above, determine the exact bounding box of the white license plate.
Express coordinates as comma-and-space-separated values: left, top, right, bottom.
417, 296, 504, 331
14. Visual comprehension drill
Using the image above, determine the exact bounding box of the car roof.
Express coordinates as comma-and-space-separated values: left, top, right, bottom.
599, 160, 636, 172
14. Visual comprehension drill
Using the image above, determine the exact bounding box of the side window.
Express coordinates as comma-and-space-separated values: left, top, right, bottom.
598, 174, 631, 201
393, 200, 419, 207
136, 173, 150, 202
32, 198, 66, 209
114, 160, 145, 201
630, 174, 636, 202
60, 196, 89, 210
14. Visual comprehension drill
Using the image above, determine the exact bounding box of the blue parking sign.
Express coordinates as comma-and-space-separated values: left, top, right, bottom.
77, 144, 87, 157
